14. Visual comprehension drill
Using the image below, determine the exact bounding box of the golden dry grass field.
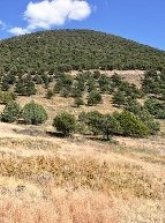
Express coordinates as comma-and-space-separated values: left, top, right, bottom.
0, 70, 164, 223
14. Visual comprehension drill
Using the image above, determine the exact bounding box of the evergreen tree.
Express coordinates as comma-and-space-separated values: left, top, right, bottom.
1, 102, 21, 123
74, 97, 84, 107
22, 101, 47, 125
87, 90, 102, 106
53, 112, 76, 136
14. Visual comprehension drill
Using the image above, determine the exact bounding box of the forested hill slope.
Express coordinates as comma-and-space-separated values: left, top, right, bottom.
0, 29, 165, 73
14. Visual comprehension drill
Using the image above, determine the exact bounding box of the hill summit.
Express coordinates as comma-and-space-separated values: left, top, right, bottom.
0, 29, 165, 73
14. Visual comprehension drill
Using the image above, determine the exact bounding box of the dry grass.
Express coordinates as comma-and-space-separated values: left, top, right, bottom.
0, 189, 119, 223
0, 69, 164, 222
16, 92, 118, 127
0, 128, 164, 222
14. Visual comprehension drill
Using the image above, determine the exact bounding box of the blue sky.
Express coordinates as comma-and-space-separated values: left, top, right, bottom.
0, 0, 165, 50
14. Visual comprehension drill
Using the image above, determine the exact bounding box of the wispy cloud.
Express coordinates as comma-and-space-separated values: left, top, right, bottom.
9, 27, 30, 36
9, 0, 92, 36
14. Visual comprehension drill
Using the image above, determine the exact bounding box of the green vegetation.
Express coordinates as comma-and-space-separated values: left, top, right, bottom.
0, 29, 164, 140
1, 30, 165, 73
142, 70, 165, 100
0, 91, 16, 104
74, 97, 84, 107
87, 90, 102, 106
46, 89, 54, 99
114, 111, 150, 137
22, 101, 47, 125
78, 110, 150, 139
112, 90, 127, 106
83, 111, 103, 136
1, 101, 21, 123
0, 68, 161, 138
53, 112, 76, 136
100, 115, 121, 140
144, 98, 165, 119
126, 100, 160, 134
15, 76, 37, 96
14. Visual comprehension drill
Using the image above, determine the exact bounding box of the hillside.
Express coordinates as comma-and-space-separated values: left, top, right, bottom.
0, 30, 164, 223
0, 29, 165, 73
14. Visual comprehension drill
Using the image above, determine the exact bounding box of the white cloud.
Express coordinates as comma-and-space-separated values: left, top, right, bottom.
9, 0, 91, 35
9, 27, 29, 36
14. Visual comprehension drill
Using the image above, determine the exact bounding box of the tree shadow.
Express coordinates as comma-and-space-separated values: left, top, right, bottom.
46, 131, 66, 138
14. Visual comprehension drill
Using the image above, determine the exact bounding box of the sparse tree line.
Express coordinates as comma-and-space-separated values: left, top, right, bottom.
0, 101, 47, 125
0, 69, 164, 110
0, 71, 165, 139
0, 99, 160, 140
0, 69, 164, 140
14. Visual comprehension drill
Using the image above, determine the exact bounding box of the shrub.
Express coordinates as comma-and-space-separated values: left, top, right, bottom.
144, 98, 165, 119
1, 102, 21, 123
115, 111, 150, 137
24, 81, 37, 96
15, 79, 37, 96
100, 115, 121, 140
125, 99, 160, 135
119, 82, 142, 99
87, 77, 97, 92
71, 87, 82, 98
33, 74, 43, 84
60, 89, 70, 98
22, 101, 47, 125
0, 91, 16, 104
74, 97, 84, 107
98, 74, 112, 93
126, 99, 142, 114
112, 90, 127, 106
85, 111, 103, 135
59, 74, 73, 91
111, 73, 122, 87
1, 78, 10, 91
53, 112, 76, 136
46, 89, 54, 99
41, 73, 50, 88
87, 90, 102, 106
136, 109, 160, 135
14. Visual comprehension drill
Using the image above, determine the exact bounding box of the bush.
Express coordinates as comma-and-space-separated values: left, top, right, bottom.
1, 77, 10, 91
84, 111, 103, 135
1, 102, 21, 123
56, 75, 72, 97
74, 97, 84, 107
22, 101, 47, 125
100, 115, 121, 140
0, 91, 16, 104
126, 99, 160, 135
15, 79, 37, 96
71, 81, 83, 98
87, 77, 97, 92
46, 89, 54, 99
60, 89, 70, 98
115, 111, 150, 137
112, 90, 127, 106
87, 90, 102, 106
53, 112, 76, 136
144, 98, 165, 119
118, 82, 142, 99
126, 99, 142, 114
111, 74, 122, 87
136, 109, 160, 135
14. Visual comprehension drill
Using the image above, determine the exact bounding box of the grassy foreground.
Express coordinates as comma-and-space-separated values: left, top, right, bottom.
0, 124, 164, 223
